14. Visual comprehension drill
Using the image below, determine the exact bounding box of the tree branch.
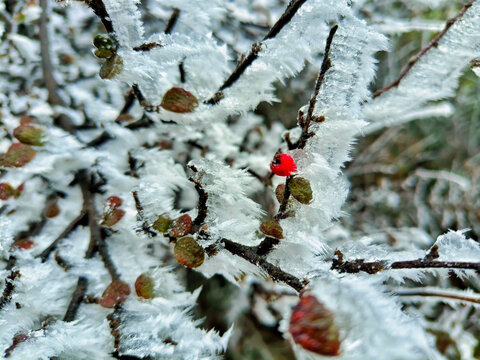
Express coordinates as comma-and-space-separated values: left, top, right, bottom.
331, 249, 480, 274
394, 287, 480, 305
63, 277, 88, 322
207, 0, 310, 104
164, 8, 180, 34
373, 1, 474, 98
221, 239, 306, 292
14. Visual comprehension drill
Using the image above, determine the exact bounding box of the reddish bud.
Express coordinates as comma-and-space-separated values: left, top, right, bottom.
5, 333, 29, 358
0, 143, 36, 168
45, 202, 60, 218
99, 280, 131, 308
174, 237, 205, 268
289, 294, 341, 356
0, 183, 16, 200
270, 153, 297, 177
106, 196, 123, 210
12, 239, 34, 250
260, 220, 284, 239
161, 87, 199, 113
135, 273, 155, 299
169, 214, 192, 238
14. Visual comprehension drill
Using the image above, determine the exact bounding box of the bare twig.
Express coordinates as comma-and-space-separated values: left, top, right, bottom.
275, 176, 293, 220
294, 25, 337, 149
0, 270, 20, 311
373, 1, 474, 98
132, 191, 156, 237
332, 249, 480, 274
164, 8, 180, 34
221, 239, 306, 292
188, 175, 208, 228
207, 0, 310, 104
63, 277, 88, 322
84, 0, 114, 33
394, 288, 480, 305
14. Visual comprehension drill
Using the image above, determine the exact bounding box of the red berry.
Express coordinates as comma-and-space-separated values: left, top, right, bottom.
270, 153, 297, 177
289, 294, 341, 356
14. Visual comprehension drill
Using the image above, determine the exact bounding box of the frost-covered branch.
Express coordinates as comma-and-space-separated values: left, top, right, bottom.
373, 0, 475, 98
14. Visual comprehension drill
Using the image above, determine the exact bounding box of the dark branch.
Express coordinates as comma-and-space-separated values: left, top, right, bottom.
331, 250, 480, 275
189, 177, 208, 228
207, 0, 309, 104
63, 277, 88, 322
221, 239, 306, 292
373, 1, 474, 98
0, 270, 20, 311
395, 288, 480, 305
84, 0, 114, 33
164, 8, 180, 34
275, 176, 293, 220
132, 191, 156, 237
294, 25, 338, 149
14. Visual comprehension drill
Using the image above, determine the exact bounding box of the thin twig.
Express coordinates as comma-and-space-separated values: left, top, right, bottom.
188, 176, 208, 228
164, 8, 180, 34
295, 25, 338, 149
394, 288, 480, 305
332, 249, 480, 274
275, 176, 293, 220
84, 0, 114, 33
0, 270, 20, 311
63, 277, 88, 322
373, 1, 475, 98
207, 0, 310, 104
132, 191, 156, 237
221, 239, 306, 292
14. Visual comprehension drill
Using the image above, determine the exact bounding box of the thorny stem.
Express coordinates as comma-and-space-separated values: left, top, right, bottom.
373, 0, 475, 98
207, 0, 310, 104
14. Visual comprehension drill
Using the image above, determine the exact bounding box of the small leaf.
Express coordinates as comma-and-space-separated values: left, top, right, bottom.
289, 294, 341, 356
94, 48, 114, 59
12, 238, 34, 250
161, 87, 199, 113
44, 202, 60, 218
99, 280, 131, 308
289, 177, 313, 204
0, 143, 36, 168
135, 273, 155, 299
275, 184, 286, 203
174, 237, 205, 268
152, 215, 172, 234
0, 183, 16, 200
169, 214, 192, 238
260, 220, 284, 239
13, 125, 44, 146
102, 209, 125, 227
99, 54, 123, 79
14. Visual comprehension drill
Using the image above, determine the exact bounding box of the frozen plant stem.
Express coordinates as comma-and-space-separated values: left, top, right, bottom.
373, 0, 475, 98
207, 0, 310, 104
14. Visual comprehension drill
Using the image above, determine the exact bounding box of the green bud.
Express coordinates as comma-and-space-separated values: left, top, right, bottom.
94, 48, 114, 59
13, 125, 44, 146
152, 215, 172, 233
260, 220, 284, 239
99, 54, 123, 79
93, 35, 114, 50
289, 177, 313, 204
174, 237, 205, 268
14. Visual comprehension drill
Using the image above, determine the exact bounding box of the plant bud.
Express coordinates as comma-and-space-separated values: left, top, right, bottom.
289, 294, 341, 356
45, 202, 60, 218
260, 220, 284, 239
135, 273, 155, 299
161, 87, 199, 113
99, 54, 123, 79
99, 280, 131, 308
12, 238, 34, 250
174, 237, 205, 268
0, 183, 16, 200
13, 125, 44, 146
93, 35, 114, 51
289, 177, 313, 204
0, 143, 36, 168
169, 214, 192, 238
152, 215, 172, 234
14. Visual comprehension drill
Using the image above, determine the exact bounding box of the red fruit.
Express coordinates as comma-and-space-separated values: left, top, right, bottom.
99, 280, 131, 308
270, 153, 297, 177
289, 294, 341, 356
